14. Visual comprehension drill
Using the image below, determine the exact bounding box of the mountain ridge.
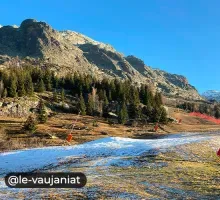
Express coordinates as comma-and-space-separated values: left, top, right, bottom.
0, 19, 202, 100
202, 90, 220, 102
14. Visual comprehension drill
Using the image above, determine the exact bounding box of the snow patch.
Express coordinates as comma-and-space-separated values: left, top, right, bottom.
202, 90, 220, 101
0, 133, 215, 176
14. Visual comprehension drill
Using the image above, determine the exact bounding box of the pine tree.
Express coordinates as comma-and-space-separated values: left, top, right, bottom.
129, 100, 140, 120
8, 73, 17, 97
37, 99, 48, 123
142, 105, 152, 121
129, 86, 140, 105
64, 74, 74, 90
52, 75, 59, 89
46, 78, 52, 91
159, 107, 168, 123
44, 69, 52, 91
128, 86, 140, 119
143, 86, 153, 106
87, 94, 94, 116
118, 102, 128, 124
60, 78, 65, 89
17, 73, 26, 97
108, 90, 112, 101
154, 92, 163, 107
79, 93, 86, 115
151, 106, 161, 122
84, 76, 91, 93
37, 79, 45, 93
140, 84, 145, 101
61, 88, 65, 103
103, 90, 109, 106
98, 89, 104, 101
215, 109, 220, 119
23, 115, 37, 133
109, 80, 116, 100
25, 73, 34, 96
53, 89, 58, 102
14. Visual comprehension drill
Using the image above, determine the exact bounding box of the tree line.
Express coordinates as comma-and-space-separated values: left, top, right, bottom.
0, 66, 168, 124
177, 102, 220, 119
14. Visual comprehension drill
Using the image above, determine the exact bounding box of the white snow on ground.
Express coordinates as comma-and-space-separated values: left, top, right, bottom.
0, 133, 216, 176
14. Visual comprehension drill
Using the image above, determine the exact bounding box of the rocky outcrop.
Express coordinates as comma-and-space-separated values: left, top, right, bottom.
0, 19, 202, 100
0, 97, 39, 117
125, 55, 200, 99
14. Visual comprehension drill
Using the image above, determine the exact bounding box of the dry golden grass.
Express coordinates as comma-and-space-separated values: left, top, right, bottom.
0, 108, 220, 152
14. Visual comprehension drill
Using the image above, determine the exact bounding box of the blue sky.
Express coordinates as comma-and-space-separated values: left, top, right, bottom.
0, 0, 219, 93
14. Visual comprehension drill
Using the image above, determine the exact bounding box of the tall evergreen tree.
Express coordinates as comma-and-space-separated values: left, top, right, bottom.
36, 79, 45, 93
215, 109, 220, 119
53, 89, 58, 102
109, 80, 116, 100
25, 73, 34, 96
61, 88, 65, 103
108, 90, 112, 101
103, 90, 109, 106
17, 73, 26, 97
23, 115, 37, 134
129, 86, 140, 105
37, 99, 48, 123
143, 86, 153, 106
159, 107, 168, 123
151, 106, 161, 122
52, 75, 59, 89
142, 105, 152, 122
154, 92, 163, 107
118, 102, 128, 124
44, 69, 52, 91
129, 86, 140, 119
87, 94, 94, 116
8, 74, 17, 97
83, 75, 91, 93
98, 89, 104, 101
64, 74, 74, 90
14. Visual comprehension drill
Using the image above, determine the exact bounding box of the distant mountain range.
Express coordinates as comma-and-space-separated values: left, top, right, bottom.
0, 19, 202, 100
202, 90, 220, 102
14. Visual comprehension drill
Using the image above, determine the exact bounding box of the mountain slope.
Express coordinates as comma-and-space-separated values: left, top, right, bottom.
202, 90, 220, 102
0, 19, 202, 100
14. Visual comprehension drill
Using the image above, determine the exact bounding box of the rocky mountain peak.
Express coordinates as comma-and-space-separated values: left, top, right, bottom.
0, 19, 203, 100
20, 19, 37, 28
59, 30, 121, 55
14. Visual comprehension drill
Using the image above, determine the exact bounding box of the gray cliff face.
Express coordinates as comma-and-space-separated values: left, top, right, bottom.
0, 19, 202, 100
125, 55, 200, 99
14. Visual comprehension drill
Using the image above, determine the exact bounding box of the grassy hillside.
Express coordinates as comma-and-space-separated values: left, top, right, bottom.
0, 106, 220, 152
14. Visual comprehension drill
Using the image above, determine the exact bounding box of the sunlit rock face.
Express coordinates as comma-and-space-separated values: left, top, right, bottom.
0, 19, 202, 100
